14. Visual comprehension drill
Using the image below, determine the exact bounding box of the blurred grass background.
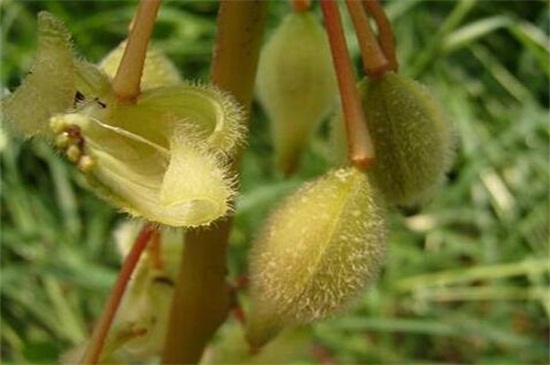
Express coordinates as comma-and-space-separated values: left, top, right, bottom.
1, 0, 549, 364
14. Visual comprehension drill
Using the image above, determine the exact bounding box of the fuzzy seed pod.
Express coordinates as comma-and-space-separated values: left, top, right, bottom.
256, 11, 337, 175
361, 73, 455, 206
246, 167, 388, 347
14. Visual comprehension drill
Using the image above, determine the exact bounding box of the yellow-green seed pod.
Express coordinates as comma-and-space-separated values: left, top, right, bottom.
246, 167, 388, 347
99, 40, 182, 89
256, 11, 337, 175
2, 12, 75, 136
361, 73, 454, 206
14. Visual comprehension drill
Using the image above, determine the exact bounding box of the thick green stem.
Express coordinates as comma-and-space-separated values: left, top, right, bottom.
161, 2, 268, 364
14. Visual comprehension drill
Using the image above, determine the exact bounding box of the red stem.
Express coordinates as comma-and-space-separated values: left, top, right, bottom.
291, 0, 312, 12
344, 0, 389, 78
362, 0, 398, 72
79, 224, 156, 365
112, 0, 162, 103
320, 0, 375, 170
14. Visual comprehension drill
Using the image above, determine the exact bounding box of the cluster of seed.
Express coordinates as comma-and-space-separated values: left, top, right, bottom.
50, 114, 95, 173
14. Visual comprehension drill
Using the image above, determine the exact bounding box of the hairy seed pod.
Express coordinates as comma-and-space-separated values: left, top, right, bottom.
246, 167, 388, 347
361, 73, 455, 206
2, 11, 75, 136
256, 11, 337, 175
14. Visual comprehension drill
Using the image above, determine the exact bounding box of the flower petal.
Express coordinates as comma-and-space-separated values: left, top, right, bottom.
3, 12, 75, 136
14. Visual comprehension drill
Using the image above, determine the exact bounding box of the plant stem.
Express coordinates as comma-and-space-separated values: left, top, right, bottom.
79, 224, 155, 365
344, 0, 389, 78
362, 0, 399, 72
291, 0, 312, 12
320, 0, 375, 170
161, 2, 268, 364
112, 0, 161, 103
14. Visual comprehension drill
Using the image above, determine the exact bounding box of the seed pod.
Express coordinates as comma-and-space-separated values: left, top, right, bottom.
361, 73, 455, 206
2, 11, 75, 136
246, 167, 388, 347
256, 11, 337, 175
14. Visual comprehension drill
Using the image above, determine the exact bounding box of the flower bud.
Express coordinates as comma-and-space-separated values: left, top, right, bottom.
3, 11, 76, 136
360, 73, 455, 206
246, 167, 388, 347
256, 11, 337, 175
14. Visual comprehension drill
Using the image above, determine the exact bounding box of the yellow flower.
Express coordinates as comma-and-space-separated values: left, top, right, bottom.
3, 12, 245, 227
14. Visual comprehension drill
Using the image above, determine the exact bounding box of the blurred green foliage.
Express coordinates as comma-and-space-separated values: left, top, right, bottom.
1, 0, 549, 364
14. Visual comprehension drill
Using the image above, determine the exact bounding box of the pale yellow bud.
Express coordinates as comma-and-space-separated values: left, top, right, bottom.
256, 11, 337, 174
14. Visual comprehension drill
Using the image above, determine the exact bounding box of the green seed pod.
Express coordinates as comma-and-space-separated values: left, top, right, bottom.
2, 12, 75, 136
246, 167, 388, 347
256, 11, 337, 175
361, 72, 455, 206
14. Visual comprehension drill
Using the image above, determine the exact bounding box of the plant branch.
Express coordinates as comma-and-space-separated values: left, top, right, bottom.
362, 0, 398, 72
291, 0, 312, 12
112, 0, 161, 103
320, 0, 375, 170
344, 0, 389, 78
79, 224, 156, 365
161, 1, 268, 364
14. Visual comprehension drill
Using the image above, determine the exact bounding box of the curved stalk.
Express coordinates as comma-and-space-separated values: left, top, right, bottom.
344, 0, 389, 78
112, 0, 161, 103
320, 0, 375, 170
79, 224, 156, 365
362, 0, 399, 72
